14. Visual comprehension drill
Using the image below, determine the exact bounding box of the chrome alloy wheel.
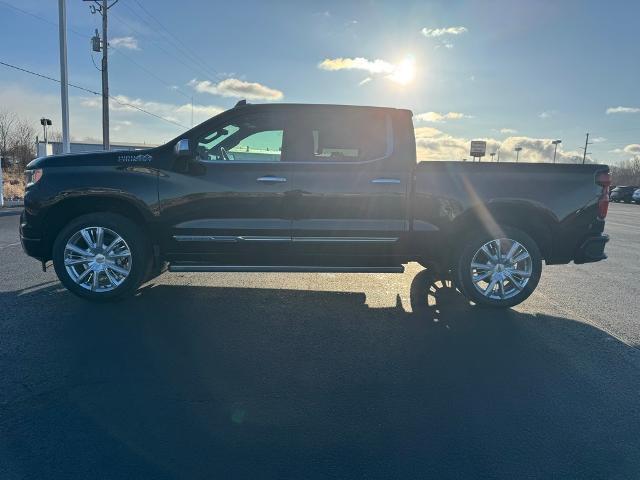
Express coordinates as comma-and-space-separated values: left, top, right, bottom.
470, 238, 532, 300
63, 226, 132, 292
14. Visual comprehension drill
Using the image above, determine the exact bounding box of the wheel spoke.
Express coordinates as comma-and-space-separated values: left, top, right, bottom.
105, 262, 129, 276
91, 270, 100, 291
107, 250, 131, 259
511, 251, 530, 264
484, 277, 499, 296
505, 271, 524, 290
510, 269, 531, 278
473, 271, 492, 282
505, 242, 519, 262
104, 267, 120, 287
81, 229, 95, 249
471, 262, 492, 270
495, 239, 502, 262
105, 237, 123, 254
66, 244, 91, 257
499, 278, 505, 298
481, 245, 497, 262
65, 258, 91, 266
76, 268, 92, 283
95, 227, 104, 249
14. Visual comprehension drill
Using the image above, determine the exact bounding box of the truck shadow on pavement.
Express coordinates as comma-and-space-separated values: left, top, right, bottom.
2, 271, 640, 479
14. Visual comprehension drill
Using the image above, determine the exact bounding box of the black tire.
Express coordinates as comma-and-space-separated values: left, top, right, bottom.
454, 226, 542, 308
52, 213, 150, 302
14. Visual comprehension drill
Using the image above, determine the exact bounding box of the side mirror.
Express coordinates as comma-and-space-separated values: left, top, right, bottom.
174, 139, 191, 157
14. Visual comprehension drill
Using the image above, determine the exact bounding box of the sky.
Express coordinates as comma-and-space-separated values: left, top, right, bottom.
0, 0, 638, 163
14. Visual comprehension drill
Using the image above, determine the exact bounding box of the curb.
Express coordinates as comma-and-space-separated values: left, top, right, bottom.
1, 200, 24, 208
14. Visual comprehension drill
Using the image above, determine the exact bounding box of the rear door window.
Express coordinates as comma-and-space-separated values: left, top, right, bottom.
283, 110, 389, 162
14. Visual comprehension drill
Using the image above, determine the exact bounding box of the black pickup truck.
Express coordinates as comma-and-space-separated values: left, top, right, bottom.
20, 102, 610, 307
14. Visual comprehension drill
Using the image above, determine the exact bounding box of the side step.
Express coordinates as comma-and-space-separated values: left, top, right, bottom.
168, 264, 405, 273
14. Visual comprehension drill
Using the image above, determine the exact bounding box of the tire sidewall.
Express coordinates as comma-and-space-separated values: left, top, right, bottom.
455, 226, 542, 308
52, 213, 149, 301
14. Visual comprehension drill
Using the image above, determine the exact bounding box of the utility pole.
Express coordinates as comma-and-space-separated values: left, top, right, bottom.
515, 146, 522, 162
58, 0, 70, 153
552, 139, 562, 163
581, 133, 592, 164
87, 0, 118, 150
100, 0, 110, 150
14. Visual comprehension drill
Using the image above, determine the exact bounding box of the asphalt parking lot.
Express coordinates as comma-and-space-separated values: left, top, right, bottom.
1, 203, 639, 479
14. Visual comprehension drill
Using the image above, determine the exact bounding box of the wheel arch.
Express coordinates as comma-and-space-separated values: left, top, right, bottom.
446, 200, 556, 265
42, 194, 154, 261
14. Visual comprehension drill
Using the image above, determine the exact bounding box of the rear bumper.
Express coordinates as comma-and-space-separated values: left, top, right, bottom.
574, 233, 609, 264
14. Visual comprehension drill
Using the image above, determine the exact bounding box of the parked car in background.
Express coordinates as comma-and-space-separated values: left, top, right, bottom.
632, 188, 640, 204
610, 186, 637, 203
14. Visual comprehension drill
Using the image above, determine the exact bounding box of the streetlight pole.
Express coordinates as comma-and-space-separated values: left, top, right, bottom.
40, 118, 52, 155
552, 139, 562, 163
515, 147, 522, 163
58, 0, 70, 153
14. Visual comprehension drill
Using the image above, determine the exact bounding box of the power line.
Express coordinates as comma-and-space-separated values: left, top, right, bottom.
117, 2, 218, 81
0, 60, 188, 129
130, 0, 219, 78
0, 0, 192, 102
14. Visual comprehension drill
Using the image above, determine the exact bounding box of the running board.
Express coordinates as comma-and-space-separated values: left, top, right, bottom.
168, 264, 405, 273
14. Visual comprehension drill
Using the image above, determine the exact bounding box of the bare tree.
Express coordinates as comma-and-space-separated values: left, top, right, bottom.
9, 118, 36, 171
0, 110, 17, 171
610, 157, 640, 186
48, 130, 63, 143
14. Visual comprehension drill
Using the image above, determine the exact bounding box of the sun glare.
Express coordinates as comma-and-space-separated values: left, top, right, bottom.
389, 56, 416, 86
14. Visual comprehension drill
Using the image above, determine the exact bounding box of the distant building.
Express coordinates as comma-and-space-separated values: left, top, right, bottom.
36, 140, 158, 157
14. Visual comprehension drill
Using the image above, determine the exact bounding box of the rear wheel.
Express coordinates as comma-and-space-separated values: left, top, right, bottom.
455, 227, 542, 308
52, 213, 150, 301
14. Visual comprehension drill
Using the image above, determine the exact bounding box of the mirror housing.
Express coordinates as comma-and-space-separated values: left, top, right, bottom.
174, 139, 191, 157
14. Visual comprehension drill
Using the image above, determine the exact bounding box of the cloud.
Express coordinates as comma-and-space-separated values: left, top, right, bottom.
318, 56, 415, 85
358, 77, 372, 86
538, 110, 557, 119
414, 127, 585, 163
414, 111, 472, 123
606, 106, 640, 114
623, 144, 640, 154
188, 78, 283, 101
421, 26, 468, 37
592, 136, 607, 143
110, 36, 139, 50
500, 128, 518, 134
319, 57, 396, 75
81, 94, 223, 126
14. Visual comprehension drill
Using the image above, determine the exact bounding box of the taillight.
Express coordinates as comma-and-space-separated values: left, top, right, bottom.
596, 171, 610, 219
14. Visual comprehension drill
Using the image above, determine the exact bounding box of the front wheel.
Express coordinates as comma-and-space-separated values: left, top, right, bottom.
454, 227, 542, 308
52, 213, 150, 302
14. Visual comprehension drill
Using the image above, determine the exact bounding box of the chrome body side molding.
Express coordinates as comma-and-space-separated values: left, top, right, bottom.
168, 265, 405, 273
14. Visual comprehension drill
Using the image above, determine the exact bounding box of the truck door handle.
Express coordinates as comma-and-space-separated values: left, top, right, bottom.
371, 178, 401, 184
257, 176, 287, 183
